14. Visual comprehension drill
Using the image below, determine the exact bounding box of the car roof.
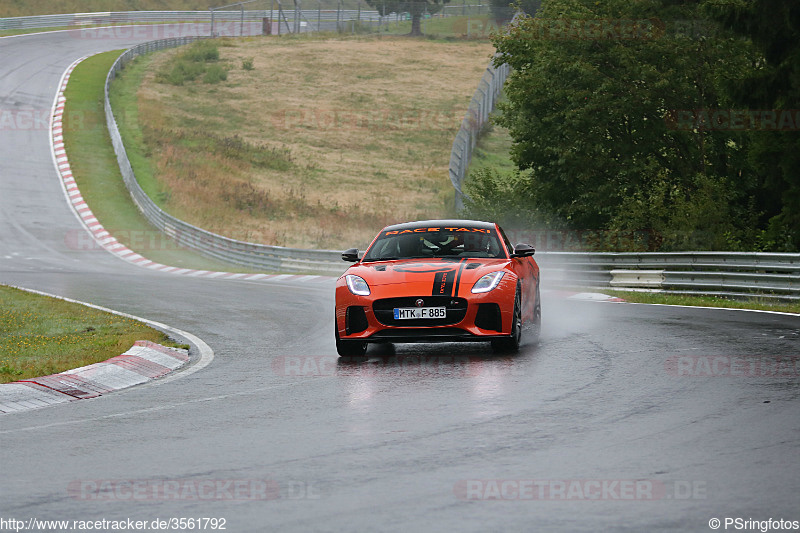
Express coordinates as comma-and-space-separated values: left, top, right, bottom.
380, 219, 498, 232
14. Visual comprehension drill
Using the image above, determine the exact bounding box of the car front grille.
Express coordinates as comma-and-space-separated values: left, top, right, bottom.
373, 296, 468, 327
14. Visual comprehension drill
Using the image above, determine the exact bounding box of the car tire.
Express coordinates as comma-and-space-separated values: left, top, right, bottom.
491, 284, 522, 353
335, 319, 367, 357
530, 281, 541, 344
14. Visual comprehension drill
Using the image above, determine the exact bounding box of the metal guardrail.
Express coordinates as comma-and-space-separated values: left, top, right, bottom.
536, 252, 800, 301
104, 37, 346, 275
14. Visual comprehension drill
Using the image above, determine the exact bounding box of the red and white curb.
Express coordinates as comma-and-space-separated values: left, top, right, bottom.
0, 341, 188, 414
0, 286, 214, 415
50, 56, 335, 285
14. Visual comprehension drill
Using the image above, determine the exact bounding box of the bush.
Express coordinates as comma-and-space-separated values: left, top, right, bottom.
183, 40, 220, 62
156, 59, 205, 85
203, 64, 228, 84
242, 57, 254, 71
156, 40, 223, 86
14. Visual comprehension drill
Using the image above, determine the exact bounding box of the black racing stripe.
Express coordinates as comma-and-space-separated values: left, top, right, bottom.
452, 258, 467, 297
432, 269, 456, 296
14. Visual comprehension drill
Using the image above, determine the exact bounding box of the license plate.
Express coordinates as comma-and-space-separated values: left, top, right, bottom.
393, 307, 446, 320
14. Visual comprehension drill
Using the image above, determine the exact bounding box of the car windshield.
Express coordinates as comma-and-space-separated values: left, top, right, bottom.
362, 226, 506, 261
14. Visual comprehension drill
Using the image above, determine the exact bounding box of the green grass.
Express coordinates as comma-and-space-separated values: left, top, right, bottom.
466, 119, 518, 178
63, 50, 258, 272
597, 289, 800, 314
0, 285, 180, 384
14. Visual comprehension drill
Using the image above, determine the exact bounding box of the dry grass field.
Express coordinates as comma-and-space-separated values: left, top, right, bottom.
122, 35, 494, 248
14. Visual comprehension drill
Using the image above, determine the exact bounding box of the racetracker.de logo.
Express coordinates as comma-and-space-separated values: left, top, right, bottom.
271, 355, 523, 377
64, 229, 188, 252
269, 107, 462, 132
665, 355, 799, 377
666, 109, 800, 131
67, 479, 320, 500
69, 22, 261, 40
0, 108, 51, 131
453, 479, 706, 501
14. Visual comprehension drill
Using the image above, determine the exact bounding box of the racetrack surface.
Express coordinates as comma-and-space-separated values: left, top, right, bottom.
1, 26, 799, 532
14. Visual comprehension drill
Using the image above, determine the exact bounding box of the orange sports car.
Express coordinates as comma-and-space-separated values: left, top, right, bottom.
334, 220, 541, 356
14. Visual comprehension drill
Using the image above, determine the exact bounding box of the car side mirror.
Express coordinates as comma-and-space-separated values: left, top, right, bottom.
511, 243, 535, 258
342, 248, 360, 262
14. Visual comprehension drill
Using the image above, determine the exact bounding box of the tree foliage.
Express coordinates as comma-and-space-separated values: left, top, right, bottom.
704, 0, 800, 249
474, 0, 798, 251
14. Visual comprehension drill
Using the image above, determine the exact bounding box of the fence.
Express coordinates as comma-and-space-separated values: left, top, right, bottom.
448, 13, 517, 210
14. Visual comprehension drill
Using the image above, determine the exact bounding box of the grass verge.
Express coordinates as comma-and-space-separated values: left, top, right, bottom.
0, 285, 182, 384
63, 50, 257, 272
597, 289, 800, 315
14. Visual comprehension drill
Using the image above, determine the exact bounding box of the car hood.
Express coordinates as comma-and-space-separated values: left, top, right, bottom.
345, 258, 512, 297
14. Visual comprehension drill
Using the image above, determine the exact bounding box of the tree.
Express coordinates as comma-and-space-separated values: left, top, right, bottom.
705, 0, 800, 250
367, 0, 451, 36
484, 0, 770, 250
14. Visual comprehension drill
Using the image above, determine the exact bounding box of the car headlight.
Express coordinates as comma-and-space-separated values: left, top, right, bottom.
345, 275, 371, 296
471, 271, 505, 293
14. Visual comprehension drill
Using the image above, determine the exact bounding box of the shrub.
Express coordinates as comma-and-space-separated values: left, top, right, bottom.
183, 40, 220, 62
203, 64, 228, 84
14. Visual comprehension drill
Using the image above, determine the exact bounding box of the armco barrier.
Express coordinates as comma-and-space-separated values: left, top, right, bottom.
536, 251, 800, 301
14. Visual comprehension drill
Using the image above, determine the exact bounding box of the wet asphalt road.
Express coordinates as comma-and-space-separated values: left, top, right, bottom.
1, 26, 799, 533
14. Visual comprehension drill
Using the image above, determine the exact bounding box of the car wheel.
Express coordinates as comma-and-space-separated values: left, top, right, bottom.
530, 282, 541, 344
491, 284, 522, 353
335, 318, 367, 357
